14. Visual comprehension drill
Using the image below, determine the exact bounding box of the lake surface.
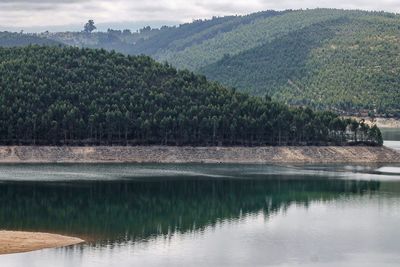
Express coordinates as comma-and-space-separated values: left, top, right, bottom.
382, 128, 400, 150
0, 129, 400, 267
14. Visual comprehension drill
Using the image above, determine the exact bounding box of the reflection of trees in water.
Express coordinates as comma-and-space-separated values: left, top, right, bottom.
0, 177, 380, 244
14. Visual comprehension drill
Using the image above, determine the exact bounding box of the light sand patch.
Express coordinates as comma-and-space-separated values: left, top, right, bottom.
0, 231, 84, 255
344, 116, 400, 128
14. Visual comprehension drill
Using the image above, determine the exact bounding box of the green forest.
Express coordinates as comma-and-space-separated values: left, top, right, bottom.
37, 10, 285, 57
199, 12, 400, 115
0, 46, 382, 146
2, 9, 400, 114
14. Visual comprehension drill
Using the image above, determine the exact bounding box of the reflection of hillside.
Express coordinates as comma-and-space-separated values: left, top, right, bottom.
0, 177, 380, 243
379, 182, 400, 194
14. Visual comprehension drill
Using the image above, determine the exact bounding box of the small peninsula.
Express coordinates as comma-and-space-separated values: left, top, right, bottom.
0, 231, 83, 255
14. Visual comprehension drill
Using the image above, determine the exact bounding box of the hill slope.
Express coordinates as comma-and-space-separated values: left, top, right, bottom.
0, 32, 61, 47
129, 10, 287, 58
13, 9, 400, 114
123, 9, 400, 114
0, 46, 380, 146
42, 10, 286, 56
155, 9, 351, 70
199, 11, 400, 114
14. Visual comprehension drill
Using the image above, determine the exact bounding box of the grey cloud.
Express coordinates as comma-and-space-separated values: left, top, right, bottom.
0, 0, 101, 12
0, 4, 65, 11
0, 0, 84, 2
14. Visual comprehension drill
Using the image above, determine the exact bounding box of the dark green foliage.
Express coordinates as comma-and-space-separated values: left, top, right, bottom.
197, 10, 400, 114
4, 9, 400, 113
126, 16, 242, 55
6, 9, 400, 113
128, 10, 286, 56
368, 125, 383, 146
0, 46, 381, 146
157, 9, 350, 70
0, 32, 61, 47
44, 10, 286, 56
200, 19, 339, 96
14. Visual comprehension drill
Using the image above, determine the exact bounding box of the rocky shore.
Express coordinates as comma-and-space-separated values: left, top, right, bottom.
0, 146, 399, 164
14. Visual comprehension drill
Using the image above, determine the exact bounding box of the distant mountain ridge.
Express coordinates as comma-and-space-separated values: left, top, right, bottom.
0, 31, 61, 47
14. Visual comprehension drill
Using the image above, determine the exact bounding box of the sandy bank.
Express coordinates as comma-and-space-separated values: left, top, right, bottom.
0, 231, 84, 255
374, 118, 400, 128
345, 116, 400, 128
0, 146, 399, 164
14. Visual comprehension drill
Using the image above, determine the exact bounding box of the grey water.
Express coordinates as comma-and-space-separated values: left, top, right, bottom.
382, 128, 400, 150
0, 129, 399, 267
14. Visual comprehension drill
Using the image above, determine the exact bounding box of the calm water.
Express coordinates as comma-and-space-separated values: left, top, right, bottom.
0, 129, 399, 267
382, 128, 400, 150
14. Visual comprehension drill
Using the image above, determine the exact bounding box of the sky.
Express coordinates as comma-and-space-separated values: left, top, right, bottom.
1, 0, 400, 32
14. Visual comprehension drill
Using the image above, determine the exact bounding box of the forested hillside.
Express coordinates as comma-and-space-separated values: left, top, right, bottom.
0, 32, 61, 47
0, 46, 381, 146
200, 20, 337, 96
4, 9, 400, 114
40, 28, 159, 55
40, 10, 285, 56
199, 11, 400, 114
155, 9, 350, 70
127, 10, 286, 57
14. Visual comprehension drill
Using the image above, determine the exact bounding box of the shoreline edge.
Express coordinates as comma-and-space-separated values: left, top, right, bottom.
0, 146, 399, 164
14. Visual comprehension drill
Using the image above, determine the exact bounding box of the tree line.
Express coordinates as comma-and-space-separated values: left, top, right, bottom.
0, 46, 383, 146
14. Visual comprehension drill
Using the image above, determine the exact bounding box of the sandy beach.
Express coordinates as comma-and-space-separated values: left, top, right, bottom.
0, 231, 84, 255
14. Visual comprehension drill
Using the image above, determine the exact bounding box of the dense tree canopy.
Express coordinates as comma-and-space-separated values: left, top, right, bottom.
43, 10, 284, 57
199, 12, 400, 115
0, 46, 382, 146
4, 9, 400, 114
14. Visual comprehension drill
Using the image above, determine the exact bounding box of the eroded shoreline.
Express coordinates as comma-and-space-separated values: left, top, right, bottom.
0, 231, 84, 255
0, 146, 399, 164
345, 116, 400, 128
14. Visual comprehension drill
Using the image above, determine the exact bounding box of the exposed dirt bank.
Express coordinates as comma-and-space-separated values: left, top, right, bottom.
0, 146, 399, 164
0, 231, 84, 255
375, 118, 400, 128
345, 116, 400, 128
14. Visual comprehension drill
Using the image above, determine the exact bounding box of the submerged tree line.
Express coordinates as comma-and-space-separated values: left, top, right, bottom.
0, 46, 383, 146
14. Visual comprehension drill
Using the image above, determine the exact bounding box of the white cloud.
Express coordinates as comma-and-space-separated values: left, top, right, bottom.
1, 0, 400, 31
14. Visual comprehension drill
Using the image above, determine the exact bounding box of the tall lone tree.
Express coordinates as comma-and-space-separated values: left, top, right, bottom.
84, 20, 96, 33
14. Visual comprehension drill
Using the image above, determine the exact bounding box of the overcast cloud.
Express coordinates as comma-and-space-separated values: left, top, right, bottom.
1, 0, 400, 32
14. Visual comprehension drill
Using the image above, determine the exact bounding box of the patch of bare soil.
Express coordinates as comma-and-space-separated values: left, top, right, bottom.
0, 231, 84, 255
